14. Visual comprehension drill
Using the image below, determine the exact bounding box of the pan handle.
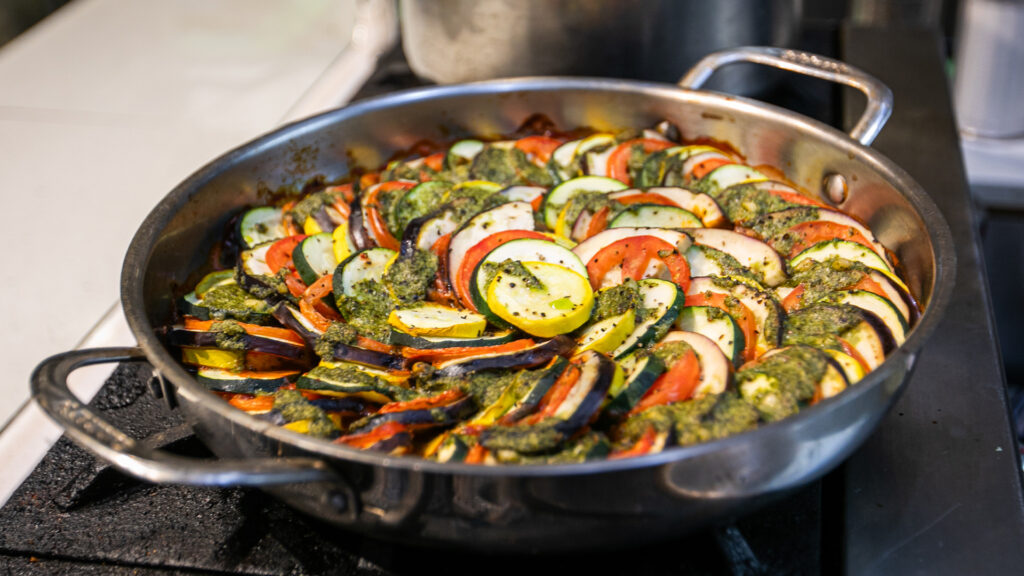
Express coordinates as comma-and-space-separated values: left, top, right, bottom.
679, 46, 893, 146
30, 347, 337, 486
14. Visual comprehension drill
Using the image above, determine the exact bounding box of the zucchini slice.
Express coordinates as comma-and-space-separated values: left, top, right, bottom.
574, 309, 635, 355
620, 186, 727, 228
612, 279, 684, 359
445, 139, 485, 170
659, 331, 731, 399
750, 206, 890, 263
470, 238, 587, 322
824, 349, 866, 385
296, 363, 416, 403
826, 289, 908, 345
675, 305, 745, 368
388, 303, 487, 339
293, 233, 337, 285
499, 356, 571, 424
684, 244, 756, 283
549, 138, 584, 180
687, 276, 783, 358
542, 176, 627, 230
685, 228, 786, 287
335, 247, 396, 297
448, 201, 535, 288
609, 204, 703, 229
603, 352, 665, 419
388, 329, 517, 350
486, 261, 594, 338
391, 181, 450, 235
197, 367, 298, 394
697, 164, 769, 194
239, 206, 288, 249
401, 207, 460, 255
790, 239, 903, 290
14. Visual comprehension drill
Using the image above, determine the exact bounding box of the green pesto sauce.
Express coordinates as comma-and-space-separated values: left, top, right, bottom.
650, 340, 695, 367
625, 143, 650, 184
336, 280, 393, 342
498, 430, 611, 464
482, 259, 545, 291
785, 257, 870, 307
314, 322, 359, 359
709, 183, 800, 224
636, 148, 675, 187
782, 303, 864, 350
210, 320, 248, 351
480, 419, 565, 454
459, 369, 520, 408
746, 207, 819, 254
695, 245, 758, 282
390, 181, 451, 235
593, 279, 648, 322
383, 159, 438, 182
675, 392, 760, 446
273, 389, 339, 439
383, 250, 438, 305
469, 147, 518, 185
289, 190, 332, 230
736, 345, 826, 422
201, 282, 272, 322
305, 364, 417, 402
561, 191, 621, 233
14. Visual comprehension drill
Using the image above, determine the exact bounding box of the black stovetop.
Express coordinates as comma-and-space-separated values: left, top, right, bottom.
4, 23, 1023, 576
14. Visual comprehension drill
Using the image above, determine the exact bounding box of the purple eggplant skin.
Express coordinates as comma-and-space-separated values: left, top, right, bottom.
365, 431, 413, 454
330, 342, 408, 371
857, 309, 897, 355
435, 336, 575, 378
348, 197, 374, 251
494, 356, 570, 425
272, 305, 322, 345
347, 395, 477, 435
309, 397, 374, 414
167, 329, 309, 362
271, 304, 407, 370
552, 350, 617, 434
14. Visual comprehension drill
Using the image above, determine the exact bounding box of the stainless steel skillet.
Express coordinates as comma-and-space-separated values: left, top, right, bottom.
31, 47, 955, 552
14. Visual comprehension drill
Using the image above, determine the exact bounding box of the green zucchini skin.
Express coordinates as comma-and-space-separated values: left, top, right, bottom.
197, 367, 297, 394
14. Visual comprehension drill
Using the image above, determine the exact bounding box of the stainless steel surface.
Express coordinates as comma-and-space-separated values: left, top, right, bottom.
954, 0, 1024, 139
30, 347, 335, 486
31, 48, 955, 551
680, 46, 893, 146
400, 0, 800, 93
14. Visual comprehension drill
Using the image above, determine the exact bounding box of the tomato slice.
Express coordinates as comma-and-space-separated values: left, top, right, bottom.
630, 347, 700, 414
401, 339, 537, 363
379, 390, 464, 414
781, 284, 806, 312
849, 275, 889, 301
785, 221, 879, 259
521, 364, 581, 425
764, 188, 827, 208
688, 156, 734, 180
609, 426, 659, 460
284, 272, 309, 298
454, 230, 549, 309
336, 421, 409, 450
585, 206, 611, 239
685, 292, 758, 362
515, 136, 564, 165
610, 193, 676, 207
839, 337, 872, 373
464, 444, 490, 464
586, 236, 690, 292
326, 183, 355, 205
266, 235, 307, 274
363, 181, 415, 251
300, 274, 342, 332
183, 318, 304, 345
422, 152, 445, 173
606, 138, 675, 184
227, 394, 275, 412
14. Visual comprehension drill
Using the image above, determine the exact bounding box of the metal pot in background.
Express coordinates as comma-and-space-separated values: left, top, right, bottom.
400, 0, 801, 94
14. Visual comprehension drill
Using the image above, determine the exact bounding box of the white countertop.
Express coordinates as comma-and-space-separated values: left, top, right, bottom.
0, 0, 381, 429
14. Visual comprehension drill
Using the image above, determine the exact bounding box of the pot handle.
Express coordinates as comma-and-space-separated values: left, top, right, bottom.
31, 347, 337, 486
679, 46, 893, 146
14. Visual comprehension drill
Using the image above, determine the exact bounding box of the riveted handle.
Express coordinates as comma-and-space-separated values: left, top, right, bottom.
31, 347, 336, 486
680, 46, 893, 146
